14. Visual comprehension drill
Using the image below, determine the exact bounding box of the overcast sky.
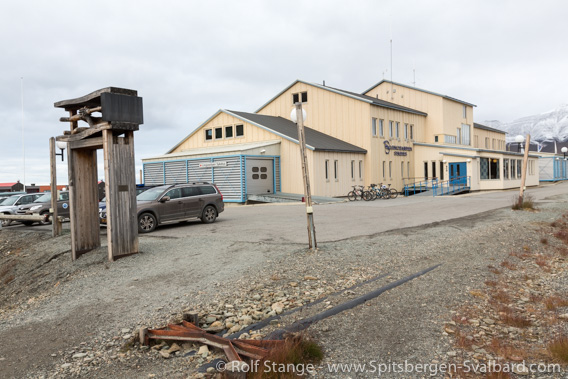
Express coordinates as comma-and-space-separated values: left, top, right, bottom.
1, 0, 567, 186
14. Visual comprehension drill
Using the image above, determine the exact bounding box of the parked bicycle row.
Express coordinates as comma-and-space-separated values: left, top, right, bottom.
347, 184, 398, 201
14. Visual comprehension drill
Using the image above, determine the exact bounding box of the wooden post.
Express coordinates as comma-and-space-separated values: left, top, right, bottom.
139, 169, 143, 185
294, 103, 317, 249
103, 130, 139, 261
49, 138, 61, 237
518, 134, 531, 207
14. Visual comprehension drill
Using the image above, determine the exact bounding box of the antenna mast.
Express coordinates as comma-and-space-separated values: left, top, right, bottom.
21, 77, 26, 192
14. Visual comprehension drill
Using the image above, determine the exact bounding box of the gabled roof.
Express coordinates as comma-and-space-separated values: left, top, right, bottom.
255, 80, 427, 116
227, 110, 367, 154
473, 123, 507, 134
166, 109, 367, 155
363, 80, 476, 107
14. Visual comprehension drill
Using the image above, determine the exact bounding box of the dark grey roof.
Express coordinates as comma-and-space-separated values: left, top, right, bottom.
473, 123, 507, 134
325, 86, 427, 116
363, 80, 476, 107
227, 110, 367, 154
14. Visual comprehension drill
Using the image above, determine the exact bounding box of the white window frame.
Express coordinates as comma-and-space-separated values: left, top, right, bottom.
334, 160, 339, 181
379, 119, 384, 137
325, 160, 329, 181
372, 118, 377, 137
359, 160, 363, 179
389, 121, 394, 138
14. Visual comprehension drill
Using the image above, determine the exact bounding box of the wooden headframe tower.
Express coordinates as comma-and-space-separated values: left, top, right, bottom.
55, 87, 143, 261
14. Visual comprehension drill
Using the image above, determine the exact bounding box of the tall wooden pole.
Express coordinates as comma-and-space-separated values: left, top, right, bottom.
518, 134, 531, 207
49, 138, 61, 237
294, 103, 317, 249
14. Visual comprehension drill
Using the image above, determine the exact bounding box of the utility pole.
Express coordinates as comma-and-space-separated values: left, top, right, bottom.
293, 103, 317, 249
518, 134, 530, 208
49, 137, 61, 237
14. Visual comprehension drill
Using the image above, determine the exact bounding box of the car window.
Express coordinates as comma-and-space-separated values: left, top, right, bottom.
59, 192, 69, 201
35, 193, 51, 202
165, 188, 182, 199
21, 196, 35, 204
1, 196, 18, 206
199, 186, 217, 195
182, 187, 200, 197
137, 186, 169, 201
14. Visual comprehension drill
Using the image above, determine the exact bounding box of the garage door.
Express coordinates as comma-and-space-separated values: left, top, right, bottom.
246, 158, 274, 194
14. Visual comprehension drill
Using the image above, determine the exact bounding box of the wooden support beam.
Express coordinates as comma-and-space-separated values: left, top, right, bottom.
49, 137, 61, 237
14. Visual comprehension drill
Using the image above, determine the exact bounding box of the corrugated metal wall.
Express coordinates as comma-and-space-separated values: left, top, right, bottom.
143, 155, 280, 202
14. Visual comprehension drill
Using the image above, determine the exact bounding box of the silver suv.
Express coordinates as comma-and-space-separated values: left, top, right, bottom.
111, 183, 224, 233
19, 191, 70, 225
0, 193, 42, 226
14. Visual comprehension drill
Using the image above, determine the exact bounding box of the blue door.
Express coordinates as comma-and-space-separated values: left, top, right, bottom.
449, 162, 467, 185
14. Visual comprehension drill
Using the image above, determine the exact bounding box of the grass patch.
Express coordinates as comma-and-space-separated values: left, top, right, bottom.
548, 336, 568, 363
488, 265, 502, 275
249, 334, 323, 379
511, 193, 535, 210
501, 313, 532, 328
541, 237, 549, 245
500, 260, 517, 271
545, 296, 568, 311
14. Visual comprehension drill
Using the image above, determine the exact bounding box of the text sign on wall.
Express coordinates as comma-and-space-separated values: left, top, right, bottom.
199, 161, 228, 168
384, 141, 412, 156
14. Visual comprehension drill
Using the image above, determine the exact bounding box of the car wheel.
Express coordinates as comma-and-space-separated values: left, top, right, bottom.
138, 212, 157, 233
39, 211, 51, 225
22, 221, 35, 226
201, 205, 217, 224
1, 215, 11, 227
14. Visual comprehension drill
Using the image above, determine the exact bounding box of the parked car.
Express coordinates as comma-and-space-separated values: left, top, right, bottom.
129, 183, 224, 233
23, 191, 70, 224
0, 193, 42, 226
98, 185, 155, 225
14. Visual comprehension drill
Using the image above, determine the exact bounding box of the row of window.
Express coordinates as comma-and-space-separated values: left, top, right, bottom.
480, 158, 535, 180
372, 118, 414, 139
205, 124, 244, 141
382, 160, 411, 179
423, 161, 445, 181
325, 160, 364, 181
436, 124, 471, 146
292, 92, 308, 104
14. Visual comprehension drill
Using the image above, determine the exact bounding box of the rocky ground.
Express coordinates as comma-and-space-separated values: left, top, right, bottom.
1, 191, 568, 378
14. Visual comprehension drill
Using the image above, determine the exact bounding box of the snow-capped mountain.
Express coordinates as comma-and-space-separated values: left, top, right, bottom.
485, 104, 568, 142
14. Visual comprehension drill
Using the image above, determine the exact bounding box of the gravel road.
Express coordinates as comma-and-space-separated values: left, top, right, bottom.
1, 183, 567, 378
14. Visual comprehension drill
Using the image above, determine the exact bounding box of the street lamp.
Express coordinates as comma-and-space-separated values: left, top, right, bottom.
55, 140, 67, 161
515, 135, 525, 153
562, 146, 568, 159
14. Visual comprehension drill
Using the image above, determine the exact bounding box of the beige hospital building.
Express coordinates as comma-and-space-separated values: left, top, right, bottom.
143, 79, 539, 202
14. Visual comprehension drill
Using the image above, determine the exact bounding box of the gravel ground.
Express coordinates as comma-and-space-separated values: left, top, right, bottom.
0, 189, 567, 378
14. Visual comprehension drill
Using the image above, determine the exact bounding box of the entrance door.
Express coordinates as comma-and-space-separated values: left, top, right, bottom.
449, 162, 467, 185
246, 159, 274, 194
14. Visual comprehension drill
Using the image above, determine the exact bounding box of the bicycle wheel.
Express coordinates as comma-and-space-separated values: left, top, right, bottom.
389, 188, 399, 199
362, 191, 372, 201
347, 191, 357, 201
370, 190, 377, 200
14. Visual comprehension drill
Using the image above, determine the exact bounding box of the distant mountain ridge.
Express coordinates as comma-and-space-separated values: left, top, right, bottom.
485, 104, 568, 143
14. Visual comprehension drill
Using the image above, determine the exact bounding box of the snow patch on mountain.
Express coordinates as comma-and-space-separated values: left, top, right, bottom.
485, 104, 568, 142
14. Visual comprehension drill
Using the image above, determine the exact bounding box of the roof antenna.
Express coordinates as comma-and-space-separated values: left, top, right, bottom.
390, 36, 394, 99
323, 80, 325, 86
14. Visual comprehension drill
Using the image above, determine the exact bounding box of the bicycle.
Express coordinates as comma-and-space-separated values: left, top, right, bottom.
347, 185, 371, 201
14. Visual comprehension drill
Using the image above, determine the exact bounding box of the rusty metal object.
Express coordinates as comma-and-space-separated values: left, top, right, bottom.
141, 320, 284, 363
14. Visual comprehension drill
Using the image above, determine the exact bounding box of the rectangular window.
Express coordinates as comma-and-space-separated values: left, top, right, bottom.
461, 124, 470, 145
504, 159, 509, 179
401, 161, 404, 178
480, 158, 500, 179
292, 92, 308, 103
463, 105, 467, 119
351, 160, 355, 180
372, 118, 377, 137
396, 122, 400, 138
205, 129, 212, 141
404, 123, 408, 139
236, 124, 244, 137
432, 161, 436, 179
292, 93, 299, 103
511, 160, 516, 178
215, 127, 223, 139
474, 135, 478, 148
485, 138, 490, 148
225, 126, 233, 138
440, 161, 444, 180
334, 160, 338, 180
325, 160, 329, 180
410, 125, 414, 140
424, 162, 428, 180
435, 136, 439, 142
382, 161, 386, 178
389, 121, 394, 137
517, 160, 522, 178
407, 162, 410, 178
301, 92, 308, 103
490, 158, 500, 179
379, 119, 384, 137
457, 128, 461, 145
444, 135, 457, 144
359, 160, 363, 179
389, 161, 392, 178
